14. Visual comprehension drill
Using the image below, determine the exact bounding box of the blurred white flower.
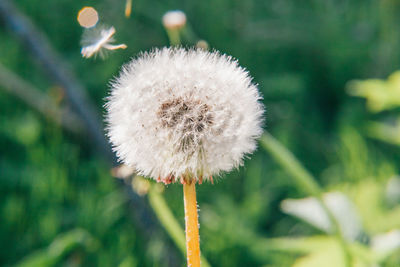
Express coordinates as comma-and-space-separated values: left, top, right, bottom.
162, 10, 187, 30
386, 176, 400, 205
106, 47, 264, 184
281, 192, 362, 241
131, 176, 151, 196
372, 230, 400, 256
81, 26, 127, 59
111, 164, 135, 179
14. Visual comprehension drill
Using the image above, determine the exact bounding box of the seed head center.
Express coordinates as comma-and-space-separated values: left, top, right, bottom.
157, 97, 213, 153
157, 97, 213, 132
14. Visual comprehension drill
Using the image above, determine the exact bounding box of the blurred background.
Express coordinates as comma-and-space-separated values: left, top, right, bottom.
1, 0, 400, 266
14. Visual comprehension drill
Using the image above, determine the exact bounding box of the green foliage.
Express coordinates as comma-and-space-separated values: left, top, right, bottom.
348, 71, 400, 113
16, 229, 97, 267
348, 71, 400, 146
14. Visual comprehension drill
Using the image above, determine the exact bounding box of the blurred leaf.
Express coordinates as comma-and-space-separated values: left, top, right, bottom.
15, 113, 41, 146
260, 132, 320, 196
371, 230, 400, 261
253, 236, 338, 255
281, 192, 362, 241
347, 179, 400, 234
118, 255, 138, 267
347, 71, 400, 113
366, 120, 400, 146
386, 176, 400, 206
337, 127, 372, 182
16, 228, 97, 267
292, 239, 344, 267
253, 236, 377, 267
347, 71, 400, 147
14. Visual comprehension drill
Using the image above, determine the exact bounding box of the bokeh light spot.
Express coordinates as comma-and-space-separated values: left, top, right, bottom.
77, 7, 99, 28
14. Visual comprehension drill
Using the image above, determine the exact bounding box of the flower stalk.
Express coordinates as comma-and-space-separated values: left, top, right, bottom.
162, 10, 186, 46
183, 181, 201, 267
166, 28, 181, 46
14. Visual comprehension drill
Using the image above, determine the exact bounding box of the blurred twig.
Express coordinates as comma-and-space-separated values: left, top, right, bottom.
0, 63, 84, 134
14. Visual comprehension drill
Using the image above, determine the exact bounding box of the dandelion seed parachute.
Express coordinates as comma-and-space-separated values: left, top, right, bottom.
106, 47, 264, 183
81, 26, 127, 59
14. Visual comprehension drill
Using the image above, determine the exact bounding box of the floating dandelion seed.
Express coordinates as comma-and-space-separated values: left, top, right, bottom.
77, 6, 99, 28
162, 10, 187, 30
81, 26, 127, 59
106, 47, 264, 184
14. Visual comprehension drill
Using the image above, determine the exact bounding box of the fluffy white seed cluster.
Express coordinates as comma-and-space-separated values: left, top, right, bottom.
106, 47, 264, 184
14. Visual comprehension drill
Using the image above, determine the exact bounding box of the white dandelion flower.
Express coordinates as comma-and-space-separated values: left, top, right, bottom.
81, 26, 127, 59
106, 47, 264, 184
162, 10, 187, 30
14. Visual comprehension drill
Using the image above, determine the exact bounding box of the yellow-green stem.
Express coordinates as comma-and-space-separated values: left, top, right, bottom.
183, 182, 201, 267
166, 28, 181, 46
148, 185, 186, 253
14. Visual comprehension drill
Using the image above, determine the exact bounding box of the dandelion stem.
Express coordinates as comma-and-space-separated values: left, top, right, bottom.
183, 182, 201, 267
166, 29, 181, 46
148, 184, 211, 267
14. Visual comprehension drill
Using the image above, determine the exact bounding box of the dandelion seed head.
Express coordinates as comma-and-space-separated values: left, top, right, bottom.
162, 10, 187, 30
77, 7, 99, 28
106, 47, 264, 183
